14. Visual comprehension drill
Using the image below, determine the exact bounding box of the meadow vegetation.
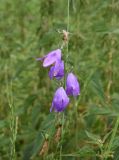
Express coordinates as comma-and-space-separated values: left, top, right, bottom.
0, 0, 119, 159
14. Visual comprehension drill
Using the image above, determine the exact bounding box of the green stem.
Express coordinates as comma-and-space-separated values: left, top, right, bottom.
105, 116, 119, 159
67, 0, 70, 32
74, 98, 78, 148
59, 1, 70, 159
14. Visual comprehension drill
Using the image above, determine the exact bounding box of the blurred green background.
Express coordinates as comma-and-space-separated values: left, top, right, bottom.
0, 0, 119, 159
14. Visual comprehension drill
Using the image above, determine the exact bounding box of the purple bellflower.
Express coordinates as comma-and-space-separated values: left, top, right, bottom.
66, 73, 80, 97
50, 87, 69, 112
36, 49, 61, 67
48, 60, 64, 80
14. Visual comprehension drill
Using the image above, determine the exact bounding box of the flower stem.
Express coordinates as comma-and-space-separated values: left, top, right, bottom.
104, 117, 119, 159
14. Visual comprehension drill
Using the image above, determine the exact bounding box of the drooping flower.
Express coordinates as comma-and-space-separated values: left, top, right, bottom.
48, 60, 64, 80
36, 49, 61, 67
66, 73, 80, 97
50, 87, 69, 112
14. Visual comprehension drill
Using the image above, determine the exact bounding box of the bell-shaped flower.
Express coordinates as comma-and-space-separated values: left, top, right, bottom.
36, 49, 61, 67
50, 87, 69, 112
48, 60, 64, 80
66, 73, 80, 97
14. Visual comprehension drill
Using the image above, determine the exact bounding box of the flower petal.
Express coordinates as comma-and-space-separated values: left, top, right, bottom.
51, 87, 69, 112
66, 73, 80, 97
48, 60, 64, 80
48, 66, 54, 79
43, 49, 61, 67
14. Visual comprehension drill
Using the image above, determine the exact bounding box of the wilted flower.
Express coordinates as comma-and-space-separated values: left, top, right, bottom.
50, 87, 69, 112
66, 73, 80, 97
36, 49, 61, 67
48, 60, 64, 80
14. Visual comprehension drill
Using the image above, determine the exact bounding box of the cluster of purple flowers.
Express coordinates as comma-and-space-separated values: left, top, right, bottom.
37, 49, 80, 112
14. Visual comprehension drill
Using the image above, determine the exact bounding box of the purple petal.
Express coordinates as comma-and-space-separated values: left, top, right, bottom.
48, 60, 64, 80
66, 73, 80, 97
48, 66, 54, 79
55, 60, 64, 79
43, 49, 61, 67
50, 87, 69, 112
36, 55, 46, 61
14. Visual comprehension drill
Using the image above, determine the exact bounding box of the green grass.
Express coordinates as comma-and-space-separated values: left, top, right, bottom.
0, 0, 119, 159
